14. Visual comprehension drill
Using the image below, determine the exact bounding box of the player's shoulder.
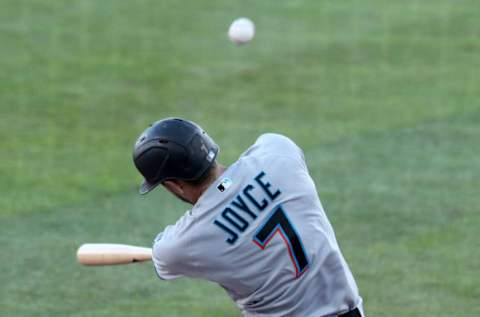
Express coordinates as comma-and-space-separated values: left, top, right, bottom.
243, 133, 305, 162
256, 132, 296, 145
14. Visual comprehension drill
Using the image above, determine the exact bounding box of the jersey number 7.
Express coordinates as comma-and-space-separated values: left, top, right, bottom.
253, 206, 309, 278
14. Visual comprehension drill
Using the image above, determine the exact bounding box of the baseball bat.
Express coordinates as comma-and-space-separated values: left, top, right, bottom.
77, 243, 152, 266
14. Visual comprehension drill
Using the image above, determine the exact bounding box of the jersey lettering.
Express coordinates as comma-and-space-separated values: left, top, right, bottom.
222, 208, 249, 232
213, 220, 238, 244
231, 195, 257, 220
213, 171, 280, 245
255, 171, 281, 200
243, 185, 268, 211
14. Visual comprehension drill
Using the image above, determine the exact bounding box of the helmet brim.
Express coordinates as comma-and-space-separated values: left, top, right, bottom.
139, 179, 161, 195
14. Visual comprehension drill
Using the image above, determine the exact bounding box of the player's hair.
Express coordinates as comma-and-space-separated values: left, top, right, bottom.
185, 161, 217, 186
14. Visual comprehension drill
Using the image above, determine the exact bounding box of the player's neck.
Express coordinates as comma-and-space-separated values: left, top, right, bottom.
192, 163, 227, 204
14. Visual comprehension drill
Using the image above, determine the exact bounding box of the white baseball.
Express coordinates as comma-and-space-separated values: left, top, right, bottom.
228, 17, 255, 44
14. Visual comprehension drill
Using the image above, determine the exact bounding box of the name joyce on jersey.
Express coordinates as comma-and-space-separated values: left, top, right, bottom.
213, 171, 281, 245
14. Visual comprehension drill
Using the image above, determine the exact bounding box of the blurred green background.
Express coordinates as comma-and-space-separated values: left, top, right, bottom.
1, 0, 479, 316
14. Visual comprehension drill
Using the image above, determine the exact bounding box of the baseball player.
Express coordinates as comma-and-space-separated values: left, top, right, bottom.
133, 118, 364, 317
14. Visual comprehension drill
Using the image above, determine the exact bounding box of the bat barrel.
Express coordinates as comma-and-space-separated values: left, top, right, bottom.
77, 243, 152, 266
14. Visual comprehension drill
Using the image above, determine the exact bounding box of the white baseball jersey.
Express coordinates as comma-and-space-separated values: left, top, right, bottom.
153, 133, 363, 317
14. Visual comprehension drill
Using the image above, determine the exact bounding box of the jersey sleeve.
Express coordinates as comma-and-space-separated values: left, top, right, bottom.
152, 226, 185, 280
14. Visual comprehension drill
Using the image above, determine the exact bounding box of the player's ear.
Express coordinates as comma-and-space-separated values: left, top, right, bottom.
162, 180, 185, 196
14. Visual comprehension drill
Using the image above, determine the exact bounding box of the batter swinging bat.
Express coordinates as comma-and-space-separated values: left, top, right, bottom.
77, 243, 152, 266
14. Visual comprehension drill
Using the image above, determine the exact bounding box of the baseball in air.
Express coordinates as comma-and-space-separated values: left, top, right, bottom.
228, 17, 255, 44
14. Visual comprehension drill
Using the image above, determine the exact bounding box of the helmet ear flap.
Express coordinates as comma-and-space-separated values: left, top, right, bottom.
133, 146, 169, 184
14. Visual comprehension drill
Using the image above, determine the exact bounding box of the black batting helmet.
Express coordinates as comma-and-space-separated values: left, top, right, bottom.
133, 118, 219, 195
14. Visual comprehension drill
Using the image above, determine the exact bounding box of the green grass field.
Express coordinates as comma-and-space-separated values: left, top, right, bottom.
1, 0, 479, 316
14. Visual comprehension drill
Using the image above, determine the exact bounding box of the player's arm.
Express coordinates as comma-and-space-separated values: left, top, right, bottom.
152, 209, 199, 280
151, 227, 183, 280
